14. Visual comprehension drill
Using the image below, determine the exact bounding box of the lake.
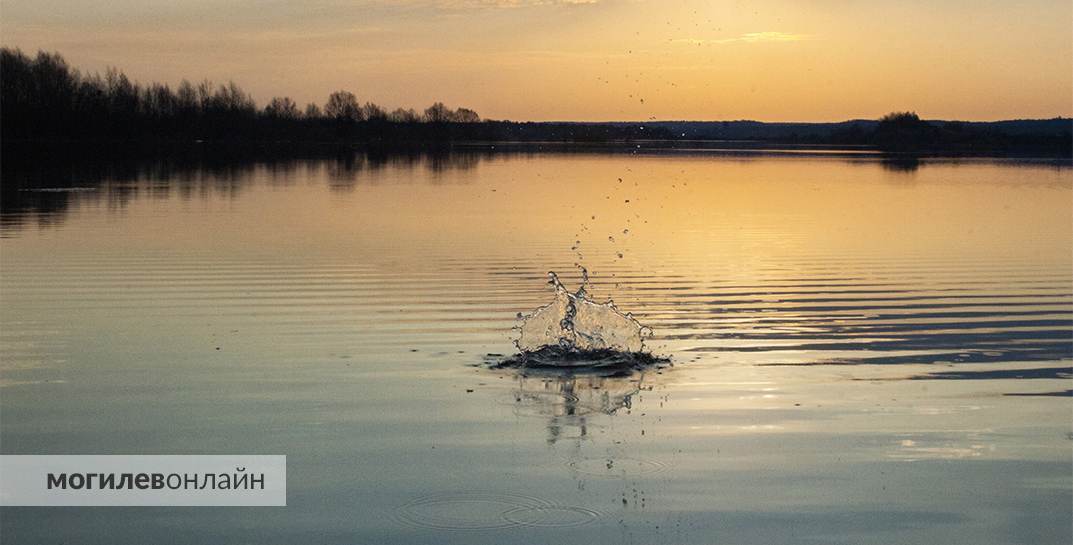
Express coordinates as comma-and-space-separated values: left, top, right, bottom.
1, 149, 1070, 544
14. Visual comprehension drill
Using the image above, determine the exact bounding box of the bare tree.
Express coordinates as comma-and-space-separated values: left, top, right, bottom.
264, 97, 299, 119
454, 107, 480, 123
424, 102, 451, 123
324, 90, 362, 122
141, 83, 176, 119
215, 81, 256, 113
0, 47, 495, 143
361, 102, 386, 121
388, 108, 420, 123
176, 80, 198, 114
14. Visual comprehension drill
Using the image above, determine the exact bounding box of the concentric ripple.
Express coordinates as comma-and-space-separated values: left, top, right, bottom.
502, 505, 601, 527
394, 491, 599, 530
395, 492, 553, 530
566, 456, 669, 477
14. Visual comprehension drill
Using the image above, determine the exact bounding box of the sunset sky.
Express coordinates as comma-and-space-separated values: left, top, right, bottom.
3, 0, 1070, 121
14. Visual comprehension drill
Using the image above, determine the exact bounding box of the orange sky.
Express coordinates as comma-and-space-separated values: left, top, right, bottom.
3, 0, 1071, 121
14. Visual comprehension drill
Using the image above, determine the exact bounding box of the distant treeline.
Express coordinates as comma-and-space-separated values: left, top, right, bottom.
0, 48, 483, 143
865, 112, 1071, 154
2, 47, 1070, 154
640, 113, 1071, 154
0, 48, 660, 145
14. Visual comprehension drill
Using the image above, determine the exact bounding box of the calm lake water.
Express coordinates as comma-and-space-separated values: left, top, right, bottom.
1, 150, 1071, 544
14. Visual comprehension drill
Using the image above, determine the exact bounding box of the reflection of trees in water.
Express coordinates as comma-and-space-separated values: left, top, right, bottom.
0, 149, 487, 232
425, 152, 481, 174
510, 371, 647, 445
880, 155, 921, 173
326, 153, 367, 190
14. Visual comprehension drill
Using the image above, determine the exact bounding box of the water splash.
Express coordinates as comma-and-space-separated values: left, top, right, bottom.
507, 270, 663, 368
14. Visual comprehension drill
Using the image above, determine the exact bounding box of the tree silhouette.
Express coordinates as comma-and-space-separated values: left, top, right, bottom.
454, 108, 480, 123
874, 111, 939, 151
324, 91, 362, 122
361, 102, 387, 121
3, 47, 1067, 153
424, 102, 451, 123
264, 97, 300, 119
388, 108, 421, 123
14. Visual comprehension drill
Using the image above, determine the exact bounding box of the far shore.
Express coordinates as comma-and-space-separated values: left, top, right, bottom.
3, 136, 1070, 160
4, 49, 1070, 158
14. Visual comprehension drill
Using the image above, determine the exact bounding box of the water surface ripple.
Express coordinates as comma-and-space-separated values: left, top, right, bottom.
1, 152, 1070, 545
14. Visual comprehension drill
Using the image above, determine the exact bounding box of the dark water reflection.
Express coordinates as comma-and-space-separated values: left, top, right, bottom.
2, 149, 489, 232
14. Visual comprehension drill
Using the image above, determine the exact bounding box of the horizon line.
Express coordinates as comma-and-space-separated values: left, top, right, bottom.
493, 117, 1073, 124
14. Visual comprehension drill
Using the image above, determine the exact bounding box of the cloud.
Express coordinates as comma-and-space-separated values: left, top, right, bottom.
673, 32, 812, 45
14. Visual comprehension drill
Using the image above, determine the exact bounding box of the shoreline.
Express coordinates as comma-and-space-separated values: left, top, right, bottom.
3, 138, 1070, 160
